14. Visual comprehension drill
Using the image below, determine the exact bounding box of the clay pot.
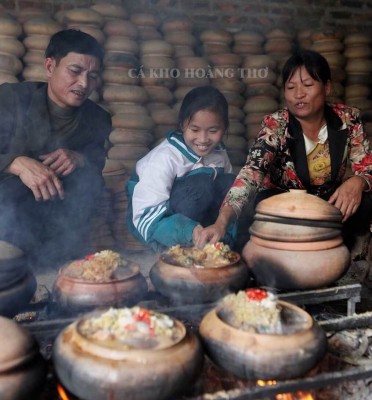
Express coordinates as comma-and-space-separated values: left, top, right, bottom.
53, 262, 148, 312
150, 252, 250, 304
0, 271, 37, 318
242, 239, 350, 289
199, 300, 327, 380
256, 189, 342, 221
53, 310, 203, 400
0, 241, 27, 290
0, 316, 47, 400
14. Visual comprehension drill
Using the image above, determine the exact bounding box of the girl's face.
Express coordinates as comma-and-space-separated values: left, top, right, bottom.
284, 66, 331, 121
182, 109, 226, 157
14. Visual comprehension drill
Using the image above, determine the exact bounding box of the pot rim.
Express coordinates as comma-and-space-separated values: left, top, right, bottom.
212, 300, 314, 337
63, 309, 187, 361
159, 250, 241, 269
57, 261, 141, 284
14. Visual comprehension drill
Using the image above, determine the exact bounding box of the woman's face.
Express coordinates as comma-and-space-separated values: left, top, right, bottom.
182, 109, 226, 157
284, 66, 331, 121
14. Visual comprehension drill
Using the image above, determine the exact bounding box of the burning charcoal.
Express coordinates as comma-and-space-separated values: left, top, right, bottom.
327, 329, 369, 361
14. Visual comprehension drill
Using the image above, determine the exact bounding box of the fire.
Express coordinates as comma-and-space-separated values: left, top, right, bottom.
57, 384, 70, 400
256, 380, 315, 400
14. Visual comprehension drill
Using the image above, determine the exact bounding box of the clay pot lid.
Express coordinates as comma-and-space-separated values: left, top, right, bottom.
0, 316, 39, 373
255, 190, 342, 222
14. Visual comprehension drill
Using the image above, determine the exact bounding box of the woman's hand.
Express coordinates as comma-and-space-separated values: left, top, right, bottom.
39, 148, 85, 177
328, 176, 367, 222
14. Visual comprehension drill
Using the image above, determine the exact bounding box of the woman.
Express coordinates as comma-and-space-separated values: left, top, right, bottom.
195, 50, 372, 251
127, 86, 236, 251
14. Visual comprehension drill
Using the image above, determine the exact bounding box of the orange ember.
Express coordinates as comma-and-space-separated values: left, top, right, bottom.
257, 380, 315, 400
57, 384, 70, 400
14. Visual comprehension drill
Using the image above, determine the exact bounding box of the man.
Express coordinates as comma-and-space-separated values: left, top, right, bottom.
0, 29, 112, 268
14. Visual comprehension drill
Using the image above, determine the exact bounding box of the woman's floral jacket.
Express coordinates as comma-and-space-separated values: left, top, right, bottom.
223, 103, 372, 215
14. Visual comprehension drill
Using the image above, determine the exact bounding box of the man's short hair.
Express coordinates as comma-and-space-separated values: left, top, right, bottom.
45, 29, 104, 66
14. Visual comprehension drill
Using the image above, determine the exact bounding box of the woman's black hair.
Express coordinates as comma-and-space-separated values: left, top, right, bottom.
178, 86, 229, 131
282, 49, 331, 86
45, 29, 104, 67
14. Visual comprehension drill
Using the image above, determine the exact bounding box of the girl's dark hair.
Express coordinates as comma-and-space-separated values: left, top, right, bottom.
282, 49, 331, 86
45, 29, 104, 67
178, 86, 229, 130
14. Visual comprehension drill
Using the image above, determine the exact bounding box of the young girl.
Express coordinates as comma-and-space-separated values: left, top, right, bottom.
127, 86, 237, 251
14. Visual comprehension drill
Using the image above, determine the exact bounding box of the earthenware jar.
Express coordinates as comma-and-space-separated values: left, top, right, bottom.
0, 316, 47, 400
243, 190, 350, 289
53, 261, 148, 312
150, 250, 250, 304
199, 300, 327, 380
53, 309, 203, 400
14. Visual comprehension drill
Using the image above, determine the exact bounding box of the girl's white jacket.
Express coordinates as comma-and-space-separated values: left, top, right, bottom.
127, 131, 233, 249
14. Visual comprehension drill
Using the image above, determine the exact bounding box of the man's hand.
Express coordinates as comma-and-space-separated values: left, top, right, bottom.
6, 156, 64, 201
39, 148, 85, 177
328, 176, 367, 222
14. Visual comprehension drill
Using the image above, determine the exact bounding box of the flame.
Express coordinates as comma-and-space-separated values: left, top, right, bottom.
57, 384, 70, 400
256, 380, 315, 399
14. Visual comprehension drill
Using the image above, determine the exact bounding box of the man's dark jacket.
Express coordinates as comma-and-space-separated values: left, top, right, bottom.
0, 81, 112, 180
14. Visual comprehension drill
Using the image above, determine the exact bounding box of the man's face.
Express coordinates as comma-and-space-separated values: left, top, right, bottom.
44, 52, 101, 108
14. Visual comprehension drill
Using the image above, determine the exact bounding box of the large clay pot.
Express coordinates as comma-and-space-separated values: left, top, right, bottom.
0, 271, 37, 317
199, 300, 327, 380
0, 241, 28, 290
53, 309, 203, 400
0, 316, 47, 400
243, 239, 350, 289
150, 252, 250, 304
53, 262, 148, 312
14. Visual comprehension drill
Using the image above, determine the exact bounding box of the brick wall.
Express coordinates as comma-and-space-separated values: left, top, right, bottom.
2, 0, 372, 35
123, 0, 372, 35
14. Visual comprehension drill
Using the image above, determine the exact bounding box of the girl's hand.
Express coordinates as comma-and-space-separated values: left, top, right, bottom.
193, 223, 226, 249
328, 176, 367, 222
192, 225, 204, 246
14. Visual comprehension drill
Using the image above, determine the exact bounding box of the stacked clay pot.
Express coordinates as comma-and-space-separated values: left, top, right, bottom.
344, 32, 372, 113
200, 29, 233, 56
130, 12, 161, 41
233, 30, 265, 57
209, 52, 247, 170
0, 316, 47, 399
22, 15, 61, 82
161, 17, 196, 58
264, 28, 294, 87
242, 55, 279, 148
310, 30, 345, 103
243, 190, 351, 289
0, 14, 23, 83
56, 7, 105, 45
0, 242, 37, 318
